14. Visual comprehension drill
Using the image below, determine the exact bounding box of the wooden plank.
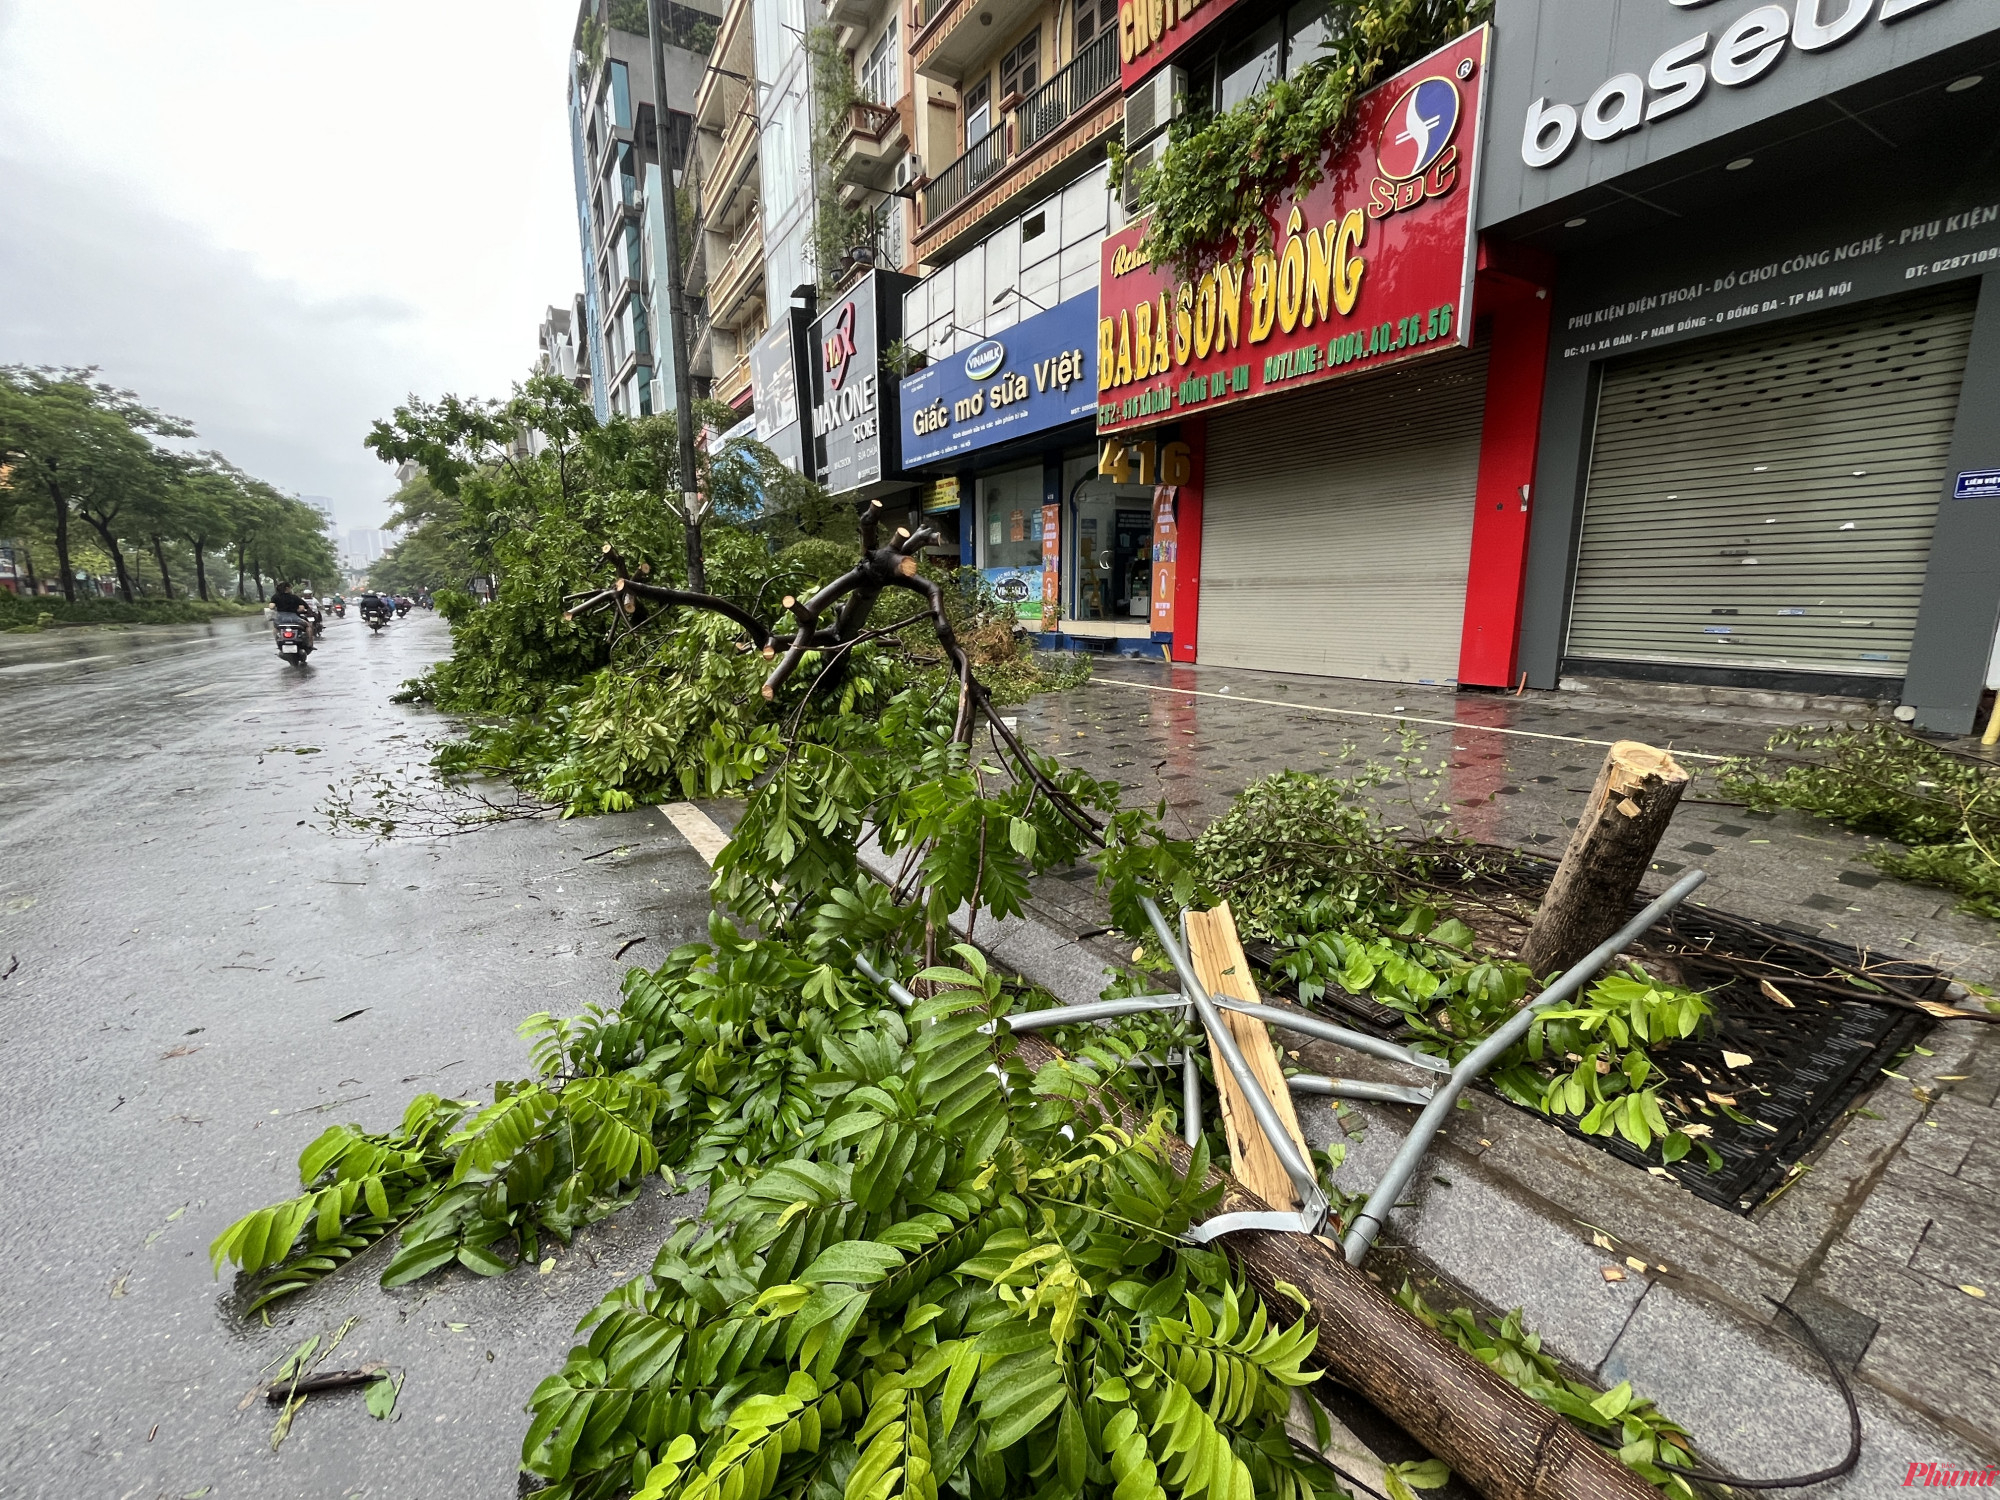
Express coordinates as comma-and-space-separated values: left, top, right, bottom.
1184, 902, 1309, 1211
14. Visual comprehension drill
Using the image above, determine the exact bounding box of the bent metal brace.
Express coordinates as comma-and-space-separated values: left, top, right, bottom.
856, 869, 1706, 1262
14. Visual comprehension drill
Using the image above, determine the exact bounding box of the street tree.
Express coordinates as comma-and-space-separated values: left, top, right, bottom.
0, 366, 192, 602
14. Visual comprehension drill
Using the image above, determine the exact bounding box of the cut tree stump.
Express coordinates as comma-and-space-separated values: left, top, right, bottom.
1185, 902, 1309, 1210
1519, 740, 1689, 980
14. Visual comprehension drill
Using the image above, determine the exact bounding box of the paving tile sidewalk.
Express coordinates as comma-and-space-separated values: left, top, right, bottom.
989, 657, 1998, 1481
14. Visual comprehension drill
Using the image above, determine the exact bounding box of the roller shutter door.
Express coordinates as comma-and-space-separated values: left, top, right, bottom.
1566, 285, 1976, 679
1201, 349, 1487, 682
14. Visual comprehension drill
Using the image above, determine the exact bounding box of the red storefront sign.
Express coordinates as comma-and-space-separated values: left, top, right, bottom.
1097, 27, 1487, 437
1118, 0, 1244, 92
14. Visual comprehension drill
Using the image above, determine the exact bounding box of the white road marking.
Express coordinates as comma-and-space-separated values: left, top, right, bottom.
661, 802, 731, 867
1089, 678, 1727, 761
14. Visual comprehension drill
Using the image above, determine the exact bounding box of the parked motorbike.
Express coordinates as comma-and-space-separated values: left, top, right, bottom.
273, 612, 315, 667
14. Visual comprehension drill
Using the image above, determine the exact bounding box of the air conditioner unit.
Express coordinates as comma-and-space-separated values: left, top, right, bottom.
893, 152, 924, 189
1121, 133, 1169, 212
1122, 67, 1184, 148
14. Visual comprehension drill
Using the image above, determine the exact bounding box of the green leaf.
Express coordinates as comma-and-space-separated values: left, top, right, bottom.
797, 1240, 904, 1286
381, 1236, 460, 1288
458, 1243, 510, 1276
366, 1373, 402, 1420
1590, 1381, 1633, 1420
1008, 816, 1037, 859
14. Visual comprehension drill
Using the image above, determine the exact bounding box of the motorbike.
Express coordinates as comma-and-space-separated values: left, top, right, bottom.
394, 597, 411, 618
273, 612, 315, 667
331, 598, 346, 618
361, 600, 390, 633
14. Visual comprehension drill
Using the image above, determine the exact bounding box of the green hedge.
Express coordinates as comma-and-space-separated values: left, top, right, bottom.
0, 595, 267, 630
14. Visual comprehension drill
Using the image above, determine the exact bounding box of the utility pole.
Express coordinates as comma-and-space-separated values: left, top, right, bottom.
645, 0, 709, 591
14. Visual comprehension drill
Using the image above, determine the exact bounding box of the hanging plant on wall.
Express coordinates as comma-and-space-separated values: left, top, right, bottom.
805, 23, 877, 295
1122, 0, 1491, 281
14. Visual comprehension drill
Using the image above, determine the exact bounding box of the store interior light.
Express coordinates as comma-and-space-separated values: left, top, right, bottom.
1947, 74, 1983, 92
1564, 216, 1587, 228
1726, 157, 1754, 171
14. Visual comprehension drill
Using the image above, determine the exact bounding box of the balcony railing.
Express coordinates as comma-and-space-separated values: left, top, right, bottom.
920, 31, 1117, 229
921, 125, 1006, 225
1019, 29, 1116, 152
914, 0, 953, 30
839, 100, 900, 150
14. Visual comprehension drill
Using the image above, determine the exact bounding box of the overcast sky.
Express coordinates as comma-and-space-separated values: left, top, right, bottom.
0, 0, 581, 530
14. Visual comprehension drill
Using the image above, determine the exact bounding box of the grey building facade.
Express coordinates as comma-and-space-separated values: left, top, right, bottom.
567, 0, 719, 424
1480, 0, 2000, 732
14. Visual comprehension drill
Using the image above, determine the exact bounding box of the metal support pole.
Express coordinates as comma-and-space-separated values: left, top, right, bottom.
644, 0, 708, 590
1287, 1074, 1436, 1107
1341, 870, 1707, 1265
1209, 996, 1453, 1075
1000, 996, 1183, 1030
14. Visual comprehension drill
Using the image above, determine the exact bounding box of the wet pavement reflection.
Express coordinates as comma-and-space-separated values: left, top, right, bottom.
0, 613, 718, 1496
1014, 657, 1998, 983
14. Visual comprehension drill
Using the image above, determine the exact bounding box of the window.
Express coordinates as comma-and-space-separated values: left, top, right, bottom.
1218, 18, 1280, 111
1000, 30, 1039, 102
980, 467, 1045, 565
963, 76, 991, 148
1284, 0, 1338, 74
665, 109, 694, 173
869, 197, 903, 270
1072, 0, 1116, 50
861, 17, 900, 105
624, 225, 643, 282
609, 59, 632, 130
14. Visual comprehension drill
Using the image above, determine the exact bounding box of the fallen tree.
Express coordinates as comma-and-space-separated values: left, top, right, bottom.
214, 497, 1705, 1499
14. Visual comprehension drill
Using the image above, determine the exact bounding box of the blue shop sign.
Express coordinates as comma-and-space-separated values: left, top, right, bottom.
899, 293, 1098, 468
1955, 468, 2000, 499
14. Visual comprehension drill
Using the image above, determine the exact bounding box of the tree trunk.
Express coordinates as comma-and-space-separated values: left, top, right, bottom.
192, 539, 209, 601
1519, 741, 1689, 979
1011, 1033, 1656, 1500
19, 542, 37, 595
151, 535, 175, 599
82, 512, 135, 602
253, 562, 265, 603
235, 543, 247, 600
48, 469, 74, 603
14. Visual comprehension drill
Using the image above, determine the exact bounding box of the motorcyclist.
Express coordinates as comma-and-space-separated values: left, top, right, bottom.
272, 581, 319, 624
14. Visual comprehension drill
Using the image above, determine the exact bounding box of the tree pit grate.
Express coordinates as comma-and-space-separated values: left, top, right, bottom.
1245, 855, 1945, 1216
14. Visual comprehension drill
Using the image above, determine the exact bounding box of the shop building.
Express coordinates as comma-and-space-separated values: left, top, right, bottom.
896, 164, 1167, 648
1481, 0, 2000, 732
809, 268, 923, 512
1101, 18, 1546, 684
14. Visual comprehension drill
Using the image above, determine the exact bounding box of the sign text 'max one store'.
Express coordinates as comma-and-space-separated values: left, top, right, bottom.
1096, 28, 1489, 436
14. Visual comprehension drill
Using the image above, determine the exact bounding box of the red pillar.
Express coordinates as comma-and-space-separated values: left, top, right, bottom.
1171, 415, 1206, 663
1458, 242, 1555, 688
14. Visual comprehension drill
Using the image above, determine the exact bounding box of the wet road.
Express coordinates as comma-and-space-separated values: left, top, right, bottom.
0, 613, 719, 1497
